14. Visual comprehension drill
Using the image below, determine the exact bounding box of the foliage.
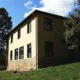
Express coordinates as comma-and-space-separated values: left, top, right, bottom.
0, 8, 12, 65
64, 0, 80, 50
0, 62, 80, 80
0, 8, 12, 50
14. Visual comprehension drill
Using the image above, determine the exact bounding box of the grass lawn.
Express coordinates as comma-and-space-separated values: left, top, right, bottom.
0, 62, 80, 80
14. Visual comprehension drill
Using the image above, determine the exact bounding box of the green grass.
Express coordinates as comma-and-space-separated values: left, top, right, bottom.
0, 62, 80, 80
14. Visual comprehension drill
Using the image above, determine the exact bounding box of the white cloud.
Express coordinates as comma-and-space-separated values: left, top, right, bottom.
24, 12, 29, 18
24, 7, 37, 18
39, 0, 75, 16
24, 1, 32, 8
24, 0, 76, 18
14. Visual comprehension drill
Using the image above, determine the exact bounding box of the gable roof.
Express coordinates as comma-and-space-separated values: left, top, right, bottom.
8, 9, 66, 37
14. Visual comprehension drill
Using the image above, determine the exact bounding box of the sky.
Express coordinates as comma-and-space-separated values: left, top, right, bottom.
0, 0, 78, 28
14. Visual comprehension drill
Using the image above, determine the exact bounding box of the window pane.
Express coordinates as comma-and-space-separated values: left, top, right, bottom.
10, 50, 12, 60
44, 18, 52, 31
27, 21, 31, 33
27, 44, 31, 58
18, 29, 21, 39
45, 42, 53, 57
11, 34, 13, 43
19, 46, 24, 59
15, 48, 18, 60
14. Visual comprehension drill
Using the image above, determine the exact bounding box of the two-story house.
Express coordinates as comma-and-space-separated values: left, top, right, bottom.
7, 10, 68, 71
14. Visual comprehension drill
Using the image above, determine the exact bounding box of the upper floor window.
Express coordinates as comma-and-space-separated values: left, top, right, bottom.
18, 29, 21, 39
45, 42, 53, 57
14, 48, 18, 60
27, 21, 31, 33
10, 50, 13, 61
19, 46, 24, 59
44, 18, 52, 31
11, 34, 13, 43
27, 43, 31, 58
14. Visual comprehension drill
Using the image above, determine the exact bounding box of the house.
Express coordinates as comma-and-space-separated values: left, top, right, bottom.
7, 10, 68, 71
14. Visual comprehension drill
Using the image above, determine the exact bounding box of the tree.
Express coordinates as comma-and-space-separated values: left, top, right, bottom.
64, 0, 80, 52
0, 8, 12, 50
0, 8, 12, 66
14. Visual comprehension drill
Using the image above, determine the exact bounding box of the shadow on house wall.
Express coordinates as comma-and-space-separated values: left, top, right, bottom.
38, 50, 80, 68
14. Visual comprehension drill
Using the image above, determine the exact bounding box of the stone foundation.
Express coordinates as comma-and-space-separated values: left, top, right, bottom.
7, 57, 36, 71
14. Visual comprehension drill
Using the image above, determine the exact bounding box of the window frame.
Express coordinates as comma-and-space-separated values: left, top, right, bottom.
14, 48, 18, 60
19, 46, 24, 59
10, 50, 13, 61
44, 18, 52, 31
11, 34, 13, 43
18, 29, 21, 39
27, 21, 31, 34
45, 42, 53, 57
27, 43, 32, 58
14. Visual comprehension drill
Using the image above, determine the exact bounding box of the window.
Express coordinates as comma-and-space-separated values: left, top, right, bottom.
45, 42, 53, 57
27, 43, 31, 58
10, 50, 13, 60
14, 48, 18, 60
11, 34, 13, 43
19, 46, 24, 59
27, 21, 31, 33
44, 18, 52, 31
18, 29, 21, 39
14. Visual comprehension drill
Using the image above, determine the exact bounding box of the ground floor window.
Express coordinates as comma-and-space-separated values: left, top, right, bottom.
14, 48, 18, 60
10, 43, 32, 60
27, 43, 31, 58
45, 42, 53, 57
19, 46, 24, 59
10, 50, 13, 61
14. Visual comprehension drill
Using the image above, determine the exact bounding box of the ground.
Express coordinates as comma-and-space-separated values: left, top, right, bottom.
0, 62, 80, 80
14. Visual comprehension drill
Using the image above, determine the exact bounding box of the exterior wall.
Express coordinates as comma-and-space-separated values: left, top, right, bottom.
37, 13, 68, 67
8, 16, 37, 71
8, 11, 68, 70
